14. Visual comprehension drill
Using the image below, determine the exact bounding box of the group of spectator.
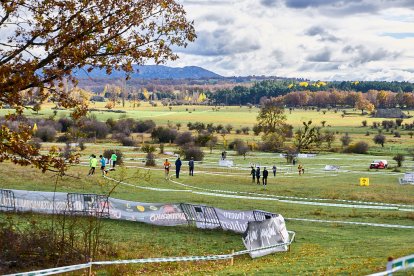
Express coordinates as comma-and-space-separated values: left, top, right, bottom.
163, 157, 194, 179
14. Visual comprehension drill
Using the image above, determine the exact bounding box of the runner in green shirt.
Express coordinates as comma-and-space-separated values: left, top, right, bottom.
111, 153, 118, 168
88, 154, 98, 176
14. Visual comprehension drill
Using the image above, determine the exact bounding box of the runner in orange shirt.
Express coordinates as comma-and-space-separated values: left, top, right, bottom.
164, 159, 171, 179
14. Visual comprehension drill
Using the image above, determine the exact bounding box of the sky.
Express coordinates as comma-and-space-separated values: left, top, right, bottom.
168, 0, 414, 81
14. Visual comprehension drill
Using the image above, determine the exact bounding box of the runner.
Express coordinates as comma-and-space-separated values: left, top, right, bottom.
164, 159, 171, 179
100, 155, 106, 175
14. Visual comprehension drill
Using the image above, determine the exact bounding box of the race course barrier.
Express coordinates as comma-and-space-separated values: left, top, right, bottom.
367, 253, 414, 276
6, 232, 295, 276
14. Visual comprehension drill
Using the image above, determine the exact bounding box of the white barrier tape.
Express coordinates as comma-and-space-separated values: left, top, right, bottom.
81, 163, 414, 211
102, 177, 414, 230
7, 263, 92, 276
367, 253, 414, 276
168, 178, 414, 211
286, 218, 414, 229
103, 176, 191, 193
8, 232, 295, 276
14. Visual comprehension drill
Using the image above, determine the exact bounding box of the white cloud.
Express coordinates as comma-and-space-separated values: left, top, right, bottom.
170, 0, 414, 81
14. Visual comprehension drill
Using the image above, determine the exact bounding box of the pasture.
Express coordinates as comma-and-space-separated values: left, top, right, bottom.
1, 103, 414, 274
1, 143, 414, 275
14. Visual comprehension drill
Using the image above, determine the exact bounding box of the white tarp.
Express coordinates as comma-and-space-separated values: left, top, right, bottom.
219, 159, 234, 167
324, 165, 340, 171
242, 216, 289, 258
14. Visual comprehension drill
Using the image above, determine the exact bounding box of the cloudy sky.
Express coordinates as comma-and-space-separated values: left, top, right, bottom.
168, 0, 414, 81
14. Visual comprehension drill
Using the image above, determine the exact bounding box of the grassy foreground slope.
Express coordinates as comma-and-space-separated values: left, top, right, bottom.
1, 147, 414, 275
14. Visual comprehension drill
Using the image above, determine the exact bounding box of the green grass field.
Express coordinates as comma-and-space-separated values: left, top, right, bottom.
1, 103, 414, 275
1, 145, 414, 275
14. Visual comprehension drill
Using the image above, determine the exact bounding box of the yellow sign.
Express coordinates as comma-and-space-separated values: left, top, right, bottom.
32, 123, 38, 133
360, 178, 369, 186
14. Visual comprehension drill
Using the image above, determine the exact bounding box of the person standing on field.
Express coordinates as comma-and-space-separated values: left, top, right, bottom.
272, 165, 277, 177
250, 166, 256, 183
262, 167, 268, 187
175, 157, 182, 178
255, 166, 261, 185
100, 155, 106, 175
189, 157, 194, 176
111, 152, 118, 168
163, 159, 171, 179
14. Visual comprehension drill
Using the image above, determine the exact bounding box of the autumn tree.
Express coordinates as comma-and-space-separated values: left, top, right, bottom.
257, 97, 287, 134
0, 0, 195, 174
355, 97, 375, 114
294, 121, 319, 152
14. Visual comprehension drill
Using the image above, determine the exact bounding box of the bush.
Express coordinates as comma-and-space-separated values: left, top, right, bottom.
259, 133, 285, 152
344, 141, 369, 154
141, 144, 156, 153
112, 118, 136, 135
159, 143, 164, 154
373, 134, 386, 147
241, 127, 250, 135
361, 120, 367, 127
35, 126, 57, 142
393, 154, 405, 167
81, 119, 109, 139
151, 127, 177, 143
340, 133, 351, 147
103, 149, 123, 165
56, 134, 71, 143
145, 152, 156, 166
119, 135, 137, 147
58, 118, 74, 132
134, 120, 156, 133
29, 137, 42, 150
394, 131, 401, 138
175, 131, 194, 146
180, 144, 204, 161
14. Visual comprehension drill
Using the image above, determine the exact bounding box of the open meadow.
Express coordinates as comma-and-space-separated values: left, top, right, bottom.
1, 101, 414, 274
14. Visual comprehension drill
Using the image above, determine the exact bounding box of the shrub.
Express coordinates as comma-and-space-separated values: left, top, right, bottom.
344, 141, 369, 154
135, 120, 156, 133
393, 154, 405, 167
241, 127, 250, 135
175, 131, 194, 146
373, 134, 386, 147
29, 137, 42, 150
35, 126, 57, 142
112, 118, 136, 135
56, 134, 71, 143
58, 118, 74, 132
78, 139, 86, 151
145, 152, 156, 166
151, 127, 177, 143
103, 149, 123, 165
340, 133, 351, 147
141, 144, 156, 153
81, 119, 109, 139
180, 144, 204, 161
361, 120, 367, 127
235, 129, 242, 134
119, 135, 136, 147
252, 124, 261, 136
159, 143, 164, 154
259, 133, 285, 152
395, 118, 403, 127
394, 131, 401, 138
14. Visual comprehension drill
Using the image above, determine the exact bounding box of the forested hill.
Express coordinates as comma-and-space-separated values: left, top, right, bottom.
211, 80, 414, 105
73, 65, 223, 79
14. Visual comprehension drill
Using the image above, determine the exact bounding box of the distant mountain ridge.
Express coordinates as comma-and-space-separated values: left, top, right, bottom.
73, 65, 223, 79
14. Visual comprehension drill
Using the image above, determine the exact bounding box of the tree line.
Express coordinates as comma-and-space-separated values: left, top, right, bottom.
210, 80, 414, 106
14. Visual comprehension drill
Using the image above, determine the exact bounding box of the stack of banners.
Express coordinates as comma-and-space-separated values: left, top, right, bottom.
242, 216, 289, 258
2, 189, 286, 235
